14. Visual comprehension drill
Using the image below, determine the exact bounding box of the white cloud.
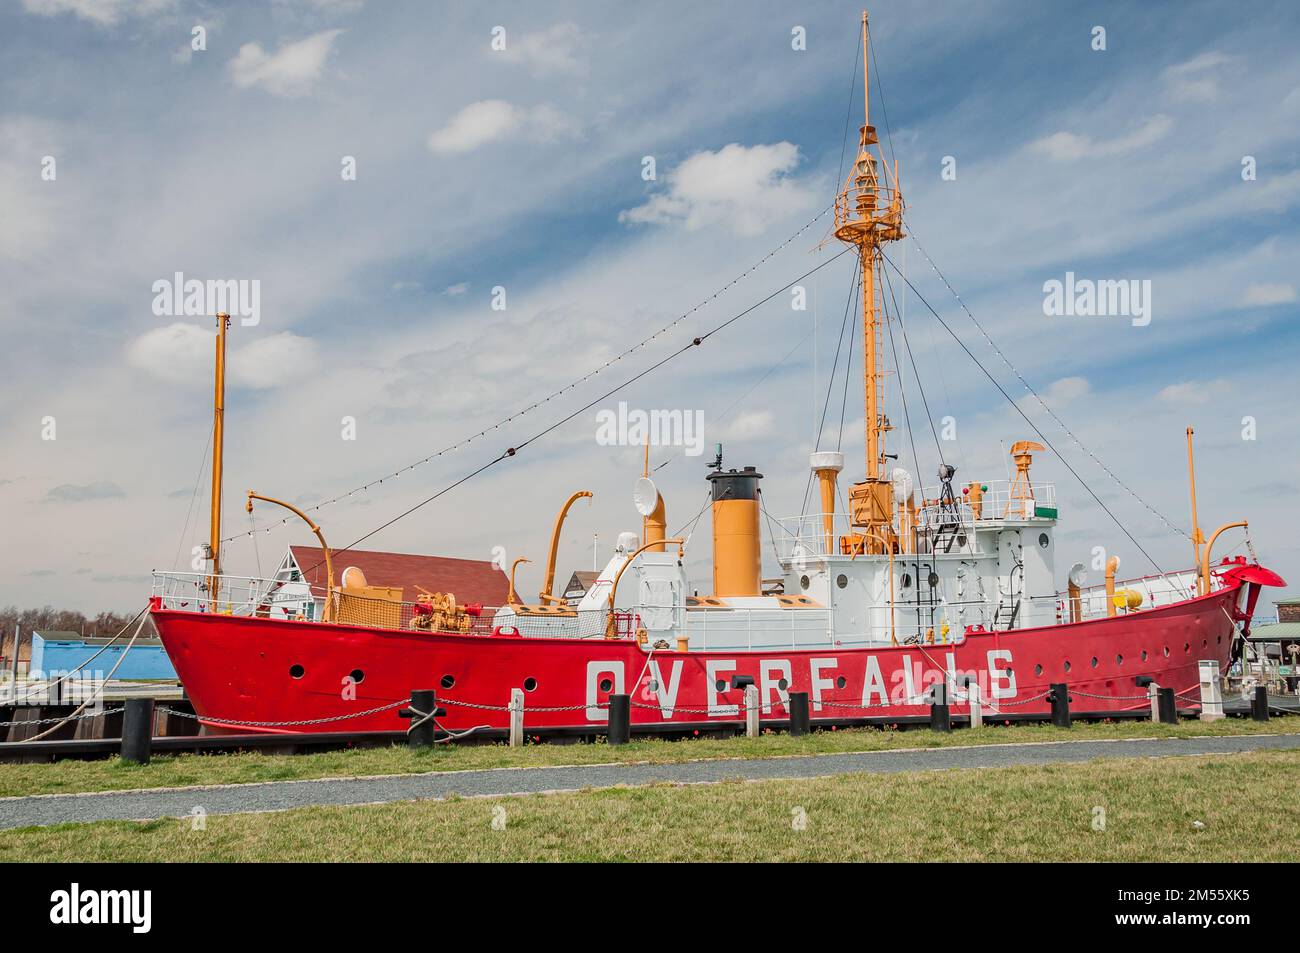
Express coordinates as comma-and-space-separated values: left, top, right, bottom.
442, 282, 469, 296
21, 0, 174, 26
127, 323, 317, 389
228, 29, 343, 97
234, 332, 320, 388
1155, 379, 1233, 405
619, 142, 815, 237
499, 22, 587, 76
1241, 282, 1296, 306
1241, 169, 1300, 214
1029, 115, 1173, 162
1043, 377, 1091, 402
721, 410, 775, 441
1018, 376, 1090, 415
426, 100, 575, 155
1163, 52, 1231, 103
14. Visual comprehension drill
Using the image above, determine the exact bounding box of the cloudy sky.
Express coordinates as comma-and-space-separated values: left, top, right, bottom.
2, 0, 1297, 614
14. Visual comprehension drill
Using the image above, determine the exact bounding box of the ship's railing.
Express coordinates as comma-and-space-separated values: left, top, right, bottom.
1065, 570, 1201, 621
772, 513, 859, 560
150, 572, 619, 639
151, 572, 283, 617
685, 604, 835, 651
916, 480, 1056, 528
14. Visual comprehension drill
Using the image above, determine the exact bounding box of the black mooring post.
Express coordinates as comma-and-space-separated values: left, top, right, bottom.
120, 698, 155, 765
1252, 686, 1270, 722
1049, 683, 1071, 728
607, 694, 631, 745
930, 682, 951, 732
399, 689, 441, 748
788, 691, 811, 736
1157, 687, 1178, 724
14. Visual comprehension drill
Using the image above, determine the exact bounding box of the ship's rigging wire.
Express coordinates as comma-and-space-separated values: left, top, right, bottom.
835, 27, 864, 196
879, 248, 1170, 577
171, 423, 213, 571
799, 260, 861, 518
881, 280, 925, 506
293, 246, 857, 575
670, 490, 713, 542
220, 203, 837, 545
880, 257, 944, 468
905, 229, 1190, 543
20, 614, 146, 744
651, 321, 819, 476
835, 284, 857, 453
867, 26, 898, 175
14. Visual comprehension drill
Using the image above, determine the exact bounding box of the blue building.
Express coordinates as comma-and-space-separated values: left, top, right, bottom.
29, 629, 177, 681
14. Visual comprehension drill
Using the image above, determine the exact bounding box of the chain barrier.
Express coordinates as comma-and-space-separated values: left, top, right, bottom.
6, 683, 1247, 738
1069, 689, 1153, 701
628, 699, 767, 715
984, 692, 1051, 708
156, 699, 409, 728
0, 708, 111, 729
439, 697, 600, 713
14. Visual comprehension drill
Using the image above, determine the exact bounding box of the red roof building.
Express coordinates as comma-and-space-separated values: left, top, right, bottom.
281, 546, 508, 610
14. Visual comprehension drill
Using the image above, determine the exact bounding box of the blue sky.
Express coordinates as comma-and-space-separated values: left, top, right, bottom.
2, 0, 1297, 612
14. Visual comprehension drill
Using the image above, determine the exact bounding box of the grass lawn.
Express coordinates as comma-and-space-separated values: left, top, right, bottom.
2, 749, 1296, 861
1, 717, 1296, 798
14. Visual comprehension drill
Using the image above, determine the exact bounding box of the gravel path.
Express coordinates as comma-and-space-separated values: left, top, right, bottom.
3, 734, 1297, 830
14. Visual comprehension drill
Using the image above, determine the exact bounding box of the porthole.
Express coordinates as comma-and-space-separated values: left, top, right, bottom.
927, 572, 940, 588
836, 676, 847, 689
715, 679, 727, 692
836, 574, 848, 589
440, 674, 455, 690
1183, 642, 1190, 654
1034, 664, 1043, 677
956, 534, 967, 548
1202, 639, 1208, 649
289, 664, 305, 679
599, 678, 613, 693
1038, 533, 1050, 548
800, 575, 811, 590
523, 677, 538, 692
1216, 635, 1222, 644
349, 669, 365, 684
778, 678, 789, 691
1116, 654, 1123, 666
648, 680, 659, 692
1163, 646, 1170, 658
1141, 650, 1148, 662
1090, 657, 1098, 669
900, 572, 913, 588
1064, 660, 1071, 673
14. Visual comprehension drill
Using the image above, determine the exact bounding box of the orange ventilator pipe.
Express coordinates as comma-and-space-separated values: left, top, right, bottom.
1105, 555, 1120, 618
539, 491, 592, 604
507, 557, 531, 606
246, 490, 334, 622
1201, 521, 1248, 596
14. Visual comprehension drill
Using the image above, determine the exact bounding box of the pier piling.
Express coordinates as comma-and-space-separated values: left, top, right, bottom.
119, 698, 155, 765
607, 694, 630, 745
788, 692, 810, 736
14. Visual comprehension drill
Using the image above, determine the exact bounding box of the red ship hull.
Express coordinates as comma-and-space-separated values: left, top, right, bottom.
151, 582, 1247, 734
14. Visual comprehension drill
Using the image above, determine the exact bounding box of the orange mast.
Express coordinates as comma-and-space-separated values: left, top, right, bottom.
207, 312, 230, 601
835, 10, 904, 555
